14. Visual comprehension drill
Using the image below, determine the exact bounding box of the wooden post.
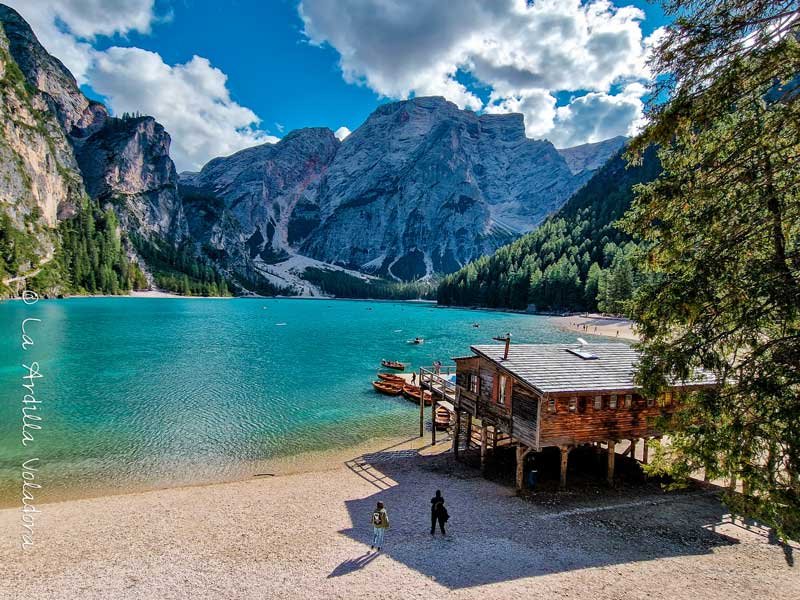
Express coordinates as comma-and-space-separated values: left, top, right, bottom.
452, 409, 461, 458
607, 440, 616, 485
516, 445, 528, 492
625, 438, 637, 458
642, 437, 649, 464
559, 446, 570, 489
418, 368, 424, 437
492, 425, 498, 450
480, 422, 488, 473
465, 414, 473, 449
431, 393, 437, 446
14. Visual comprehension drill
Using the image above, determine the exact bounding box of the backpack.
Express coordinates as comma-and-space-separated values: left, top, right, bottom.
372, 511, 383, 526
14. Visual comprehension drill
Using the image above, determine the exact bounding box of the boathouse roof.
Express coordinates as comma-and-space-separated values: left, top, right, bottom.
466, 343, 717, 395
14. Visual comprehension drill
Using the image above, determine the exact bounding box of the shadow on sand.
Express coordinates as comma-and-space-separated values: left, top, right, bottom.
336, 442, 756, 590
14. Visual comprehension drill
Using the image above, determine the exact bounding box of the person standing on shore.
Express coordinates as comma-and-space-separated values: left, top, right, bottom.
371, 501, 389, 551
430, 490, 448, 535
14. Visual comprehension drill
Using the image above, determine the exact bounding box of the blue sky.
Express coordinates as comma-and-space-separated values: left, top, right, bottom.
9, 0, 672, 171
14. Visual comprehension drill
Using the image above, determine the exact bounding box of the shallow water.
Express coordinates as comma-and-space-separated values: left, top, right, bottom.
0, 297, 581, 505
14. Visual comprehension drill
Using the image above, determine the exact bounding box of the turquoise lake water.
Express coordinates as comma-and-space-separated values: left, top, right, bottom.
0, 298, 581, 505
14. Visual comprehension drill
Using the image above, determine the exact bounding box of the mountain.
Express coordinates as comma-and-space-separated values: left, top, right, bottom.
185, 97, 622, 284
437, 145, 661, 312
558, 136, 627, 176
0, 5, 626, 297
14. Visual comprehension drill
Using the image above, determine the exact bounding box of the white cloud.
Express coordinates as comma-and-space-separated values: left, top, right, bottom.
89, 48, 279, 171
300, 0, 656, 146
6, 0, 277, 171
4, 0, 159, 83
334, 126, 351, 141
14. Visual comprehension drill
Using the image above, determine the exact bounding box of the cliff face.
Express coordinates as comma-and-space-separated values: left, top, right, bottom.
179, 128, 339, 279
0, 12, 86, 280
0, 4, 186, 263
75, 116, 187, 241
187, 97, 619, 282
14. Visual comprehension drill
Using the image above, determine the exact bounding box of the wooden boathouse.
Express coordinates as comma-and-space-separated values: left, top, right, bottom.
420, 340, 716, 491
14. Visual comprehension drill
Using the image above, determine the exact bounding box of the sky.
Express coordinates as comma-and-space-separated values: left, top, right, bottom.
5, 0, 670, 172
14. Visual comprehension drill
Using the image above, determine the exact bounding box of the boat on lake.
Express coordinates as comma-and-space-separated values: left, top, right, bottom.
381, 359, 405, 370
434, 406, 451, 430
377, 372, 405, 383
372, 380, 403, 396
402, 384, 432, 405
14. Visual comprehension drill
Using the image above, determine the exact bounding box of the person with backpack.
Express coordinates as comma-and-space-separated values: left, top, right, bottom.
430, 490, 448, 535
370, 501, 389, 551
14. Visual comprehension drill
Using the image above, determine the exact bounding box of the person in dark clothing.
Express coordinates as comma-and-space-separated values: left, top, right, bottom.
430, 490, 448, 535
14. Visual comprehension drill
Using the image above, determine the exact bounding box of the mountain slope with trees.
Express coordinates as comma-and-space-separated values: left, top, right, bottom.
436, 146, 660, 312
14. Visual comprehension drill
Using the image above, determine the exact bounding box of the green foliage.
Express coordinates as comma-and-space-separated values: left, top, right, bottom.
130, 233, 231, 297
41, 201, 146, 295
622, 1, 800, 540
437, 148, 660, 313
302, 267, 436, 300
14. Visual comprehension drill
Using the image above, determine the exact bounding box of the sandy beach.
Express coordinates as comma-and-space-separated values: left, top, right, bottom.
2, 439, 797, 600
550, 314, 639, 341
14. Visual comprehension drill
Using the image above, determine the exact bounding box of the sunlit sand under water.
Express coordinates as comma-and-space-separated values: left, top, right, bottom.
0, 297, 582, 506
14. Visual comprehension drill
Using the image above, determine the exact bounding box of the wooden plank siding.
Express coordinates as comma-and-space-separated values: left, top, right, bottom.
537, 392, 674, 447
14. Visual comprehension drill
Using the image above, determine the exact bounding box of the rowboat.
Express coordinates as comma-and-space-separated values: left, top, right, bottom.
378, 372, 405, 383
381, 359, 405, 371
373, 381, 403, 396
402, 384, 432, 406
434, 406, 451, 430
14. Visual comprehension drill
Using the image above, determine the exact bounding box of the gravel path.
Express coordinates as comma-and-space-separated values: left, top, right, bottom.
1, 444, 797, 599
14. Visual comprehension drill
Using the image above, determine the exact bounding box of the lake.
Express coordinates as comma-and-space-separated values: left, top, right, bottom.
0, 297, 581, 505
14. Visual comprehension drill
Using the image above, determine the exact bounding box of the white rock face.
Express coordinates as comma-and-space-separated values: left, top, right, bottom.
185, 97, 622, 282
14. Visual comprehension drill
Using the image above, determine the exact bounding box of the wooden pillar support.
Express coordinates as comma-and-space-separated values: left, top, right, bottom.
516, 445, 531, 492
418, 369, 425, 438
452, 409, 461, 459
492, 426, 498, 451
624, 439, 637, 458
607, 440, 616, 485
480, 422, 488, 473
431, 394, 437, 446
465, 414, 473, 449
642, 437, 649, 464
559, 446, 570, 489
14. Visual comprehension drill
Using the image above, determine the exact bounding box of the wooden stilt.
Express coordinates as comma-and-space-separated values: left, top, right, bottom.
418, 369, 424, 437
642, 437, 649, 464
452, 409, 461, 458
492, 426, 498, 451
480, 422, 488, 473
516, 445, 530, 492
607, 440, 616, 485
624, 438, 637, 458
466, 414, 473, 449
431, 395, 437, 446
559, 446, 570, 489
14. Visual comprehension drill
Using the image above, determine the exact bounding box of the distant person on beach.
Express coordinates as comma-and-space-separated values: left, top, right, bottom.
430, 490, 448, 535
371, 501, 389, 551
433, 360, 442, 375
411, 372, 417, 384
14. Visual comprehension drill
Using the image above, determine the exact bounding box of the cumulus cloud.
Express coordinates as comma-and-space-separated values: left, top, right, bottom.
334, 126, 351, 141
7, 0, 276, 171
4, 0, 159, 83
301, 0, 657, 146
89, 49, 279, 171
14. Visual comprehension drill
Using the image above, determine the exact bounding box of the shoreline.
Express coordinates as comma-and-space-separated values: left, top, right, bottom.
549, 313, 639, 341
0, 433, 433, 510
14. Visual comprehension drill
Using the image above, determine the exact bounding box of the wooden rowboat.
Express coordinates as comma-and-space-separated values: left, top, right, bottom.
381, 359, 405, 371
373, 380, 403, 396
377, 372, 405, 383
434, 406, 451, 430
402, 384, 432, 406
